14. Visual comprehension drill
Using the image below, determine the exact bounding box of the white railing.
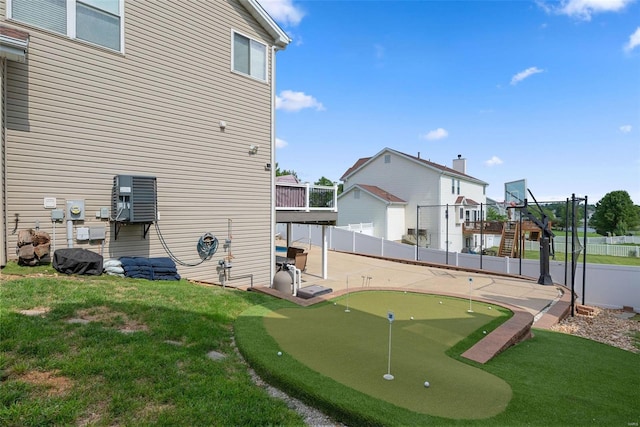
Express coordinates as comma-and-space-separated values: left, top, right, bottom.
275, 182, 338, 212
335, 222, 374, 234
524, 241, 640, 258
584, 236, 640, 245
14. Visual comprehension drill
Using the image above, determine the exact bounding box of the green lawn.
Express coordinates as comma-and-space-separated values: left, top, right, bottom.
523, 250, 640, 266
237, 296, 640, 426
263, 292, 512, 419
2, 263, 639, 426
0, 267, 303, 426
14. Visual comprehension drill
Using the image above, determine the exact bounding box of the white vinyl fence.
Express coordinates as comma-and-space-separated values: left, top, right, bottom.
523, 241, 640, 258
277, 224, 640, 312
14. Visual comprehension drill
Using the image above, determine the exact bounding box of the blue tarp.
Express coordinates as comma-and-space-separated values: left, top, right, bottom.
119, 257, 180, 281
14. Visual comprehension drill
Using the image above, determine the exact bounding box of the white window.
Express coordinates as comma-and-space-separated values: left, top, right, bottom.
9, 0, 123, 52
384, 154, 391, 163
233, 32, 267, 81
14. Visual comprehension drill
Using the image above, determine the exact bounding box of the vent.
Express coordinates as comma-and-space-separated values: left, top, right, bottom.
111, 175, 157, 239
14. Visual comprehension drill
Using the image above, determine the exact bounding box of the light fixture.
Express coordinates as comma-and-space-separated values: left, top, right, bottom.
249, 144, 259, 154
219, 120, 226, 130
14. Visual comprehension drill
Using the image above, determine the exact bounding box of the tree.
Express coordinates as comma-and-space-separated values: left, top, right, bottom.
486, 206, 507, 222
549, 202, 584, 231
589, 191, 639, 236
310, 176, 336, 208
314, 176, 334, 186
274, 163, 298, 180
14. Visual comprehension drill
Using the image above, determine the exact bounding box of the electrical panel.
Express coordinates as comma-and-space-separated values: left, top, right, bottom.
111, 175, 157, 223
51, 209, 64, 221
66, 200, 85, 221
89, 226, 106, 240
76, 227, 90, 241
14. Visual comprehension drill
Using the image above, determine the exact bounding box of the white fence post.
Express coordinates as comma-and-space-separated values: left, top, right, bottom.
506, 257, 510, 274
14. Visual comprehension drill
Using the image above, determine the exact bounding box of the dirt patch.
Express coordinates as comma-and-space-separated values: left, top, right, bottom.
18, 306, 51, 316
77, 401, 109, 427
139, 402, 175, 421
19, 370, 73, 397
75, 306, 148, 332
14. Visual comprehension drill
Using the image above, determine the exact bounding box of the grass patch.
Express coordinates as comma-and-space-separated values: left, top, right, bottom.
0, 266, 303, 426
3, 263, 639, 426
522, 250, 640, 266
237, 297, 640, 426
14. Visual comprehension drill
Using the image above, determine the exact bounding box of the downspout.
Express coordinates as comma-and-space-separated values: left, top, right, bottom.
0, 58, 5, 266
438, 171, 443, 251
270, 45, 277, 287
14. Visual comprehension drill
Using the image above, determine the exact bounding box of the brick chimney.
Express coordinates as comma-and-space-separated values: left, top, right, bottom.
452, 154, 466, 174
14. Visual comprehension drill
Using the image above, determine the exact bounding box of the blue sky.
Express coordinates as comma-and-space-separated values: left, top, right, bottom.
260, 0, 640, 205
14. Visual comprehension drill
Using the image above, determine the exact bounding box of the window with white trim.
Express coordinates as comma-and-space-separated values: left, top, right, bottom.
9, 0, 123, 52
232, 31, 267, 81
451, 178, 460, 195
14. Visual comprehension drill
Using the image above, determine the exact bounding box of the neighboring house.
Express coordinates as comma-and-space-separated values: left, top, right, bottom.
338, 148, 489, 252
0, 0, 290, 286
337, 184, 407, 240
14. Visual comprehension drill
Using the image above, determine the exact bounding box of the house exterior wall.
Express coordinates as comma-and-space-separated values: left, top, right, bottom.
337, 189, 387, 239
343, 151, 441, 230
439, 176, 488, 252
0, 0, 281, 285
342, 149, 487, 252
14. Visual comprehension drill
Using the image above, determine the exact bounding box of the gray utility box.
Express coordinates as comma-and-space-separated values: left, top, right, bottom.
111, 175, 157, 223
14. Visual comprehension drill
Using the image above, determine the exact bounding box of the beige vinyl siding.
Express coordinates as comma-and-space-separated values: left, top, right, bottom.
1, 58, 5, 266
1, 0, 279, 284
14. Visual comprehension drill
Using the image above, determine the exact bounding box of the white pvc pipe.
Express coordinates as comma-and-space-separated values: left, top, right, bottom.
66, 220, 73, 248
287, 264, 301, 296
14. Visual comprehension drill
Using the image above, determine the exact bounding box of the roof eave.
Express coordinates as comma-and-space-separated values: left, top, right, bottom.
239, 0, 292, 48
0, 35, 28, 62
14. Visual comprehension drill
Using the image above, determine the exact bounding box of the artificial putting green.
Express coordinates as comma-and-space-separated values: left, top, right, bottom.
264, 291, 512, 419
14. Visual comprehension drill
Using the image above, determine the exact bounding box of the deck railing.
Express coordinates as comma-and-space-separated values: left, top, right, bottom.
275, 182, 338, 212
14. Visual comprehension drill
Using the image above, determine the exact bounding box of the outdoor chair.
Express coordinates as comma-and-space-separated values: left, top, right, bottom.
286, 246, 308, 272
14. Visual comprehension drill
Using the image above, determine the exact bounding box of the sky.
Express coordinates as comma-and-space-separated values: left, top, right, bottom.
260, 0, 640, 205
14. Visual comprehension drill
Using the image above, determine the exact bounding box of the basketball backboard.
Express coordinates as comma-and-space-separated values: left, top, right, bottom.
504, 179, 527, 205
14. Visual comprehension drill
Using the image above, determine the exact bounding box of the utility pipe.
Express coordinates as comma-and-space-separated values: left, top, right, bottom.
66, 220, 73, 248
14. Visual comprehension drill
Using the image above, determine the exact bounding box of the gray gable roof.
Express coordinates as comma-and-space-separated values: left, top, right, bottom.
339, 184, 407, 204
341, 147, 488, 185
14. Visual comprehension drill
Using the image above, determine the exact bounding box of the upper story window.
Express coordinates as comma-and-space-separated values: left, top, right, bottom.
451, 178, 460, 195
9, 0, 123, 52
384, 154, 391, 163
232, 31, 266, 81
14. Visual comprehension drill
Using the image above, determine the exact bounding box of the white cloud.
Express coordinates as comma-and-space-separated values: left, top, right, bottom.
543, 0, 634, 20
510, 67, 545, 85
624, 27, 640, 52
276, 90, 325, 112
620, 124, 632, 133
420, 128, 449, 140
275, 137, 288, 148
485, 156, 504, 166
259, 0, 305, 26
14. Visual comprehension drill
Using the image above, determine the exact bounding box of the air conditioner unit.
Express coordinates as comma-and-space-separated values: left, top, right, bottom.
111, 175, 157, 239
